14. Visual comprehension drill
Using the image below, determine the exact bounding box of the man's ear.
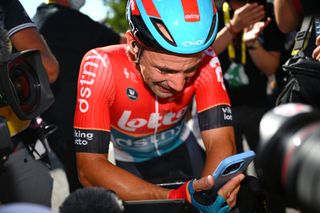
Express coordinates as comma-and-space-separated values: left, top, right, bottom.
126, 31, 139, 54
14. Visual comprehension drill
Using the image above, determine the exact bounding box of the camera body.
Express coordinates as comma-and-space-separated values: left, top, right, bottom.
0, 41, 54, 162
256, 103, 320, 213
0, 116, 12, 163
0, 49, 54, 120
0, 3, 54, 164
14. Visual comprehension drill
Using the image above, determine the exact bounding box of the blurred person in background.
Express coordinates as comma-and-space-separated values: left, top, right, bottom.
212, 0, 285, 155
274, 0, 320, 108
274, 0, 320, 60
33, 0, 125, 192
0, 0, 59, 207
211, 0, 286, 211
274, 0, 320, 33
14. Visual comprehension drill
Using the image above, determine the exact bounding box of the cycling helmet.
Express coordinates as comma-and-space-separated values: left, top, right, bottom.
126, 0, 219, 54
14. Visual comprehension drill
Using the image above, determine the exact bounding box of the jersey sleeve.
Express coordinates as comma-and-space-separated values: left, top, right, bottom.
1, 0, 36, 37
74, 48, 116, 153
195, 50, 233, 131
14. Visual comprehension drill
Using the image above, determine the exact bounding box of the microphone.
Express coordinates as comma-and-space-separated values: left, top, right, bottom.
0, 28, 12, 64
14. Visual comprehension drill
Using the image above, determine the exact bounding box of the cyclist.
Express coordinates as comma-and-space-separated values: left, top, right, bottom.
74, 1, 244, 212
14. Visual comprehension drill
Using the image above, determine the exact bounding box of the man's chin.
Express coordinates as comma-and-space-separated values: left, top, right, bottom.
153, 89, 174, 98
149, 84, 176, 98
154, 91, 173, 98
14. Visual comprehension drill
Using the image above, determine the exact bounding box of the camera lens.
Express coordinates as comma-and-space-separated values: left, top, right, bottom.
9, 62, 39, 113
256, 103, 320, 212
0, 49, 54, 120
12, 71, 30, 102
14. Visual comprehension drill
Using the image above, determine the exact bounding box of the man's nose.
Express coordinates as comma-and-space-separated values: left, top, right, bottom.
167, 73, 186, 92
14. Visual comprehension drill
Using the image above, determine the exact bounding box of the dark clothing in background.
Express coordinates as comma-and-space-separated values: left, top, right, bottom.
0, 0, 53, 206
216, 3, 286, 212
33, 3, 120, 192
218, 5, 285, 109
300, 0, 320, 16
217, 3, 285, 152
0, 148, 53, 206
1, 0, 36, 36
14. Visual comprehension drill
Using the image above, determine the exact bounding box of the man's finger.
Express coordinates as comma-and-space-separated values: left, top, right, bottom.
227, 184, 241, 204
217, 173, 245, 198
312, 46, 320, 59
228, 196, 238, 209
316, 36, 320, 45
192, 175, 214, 192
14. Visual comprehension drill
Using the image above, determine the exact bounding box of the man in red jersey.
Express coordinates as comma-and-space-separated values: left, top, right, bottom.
74, 1, 245, 212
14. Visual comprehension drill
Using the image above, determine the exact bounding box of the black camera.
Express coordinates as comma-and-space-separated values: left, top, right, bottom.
0, 116, 12, 163
0, 49, 54, 120
0, 30, 54, 161
256, 103, 320, 213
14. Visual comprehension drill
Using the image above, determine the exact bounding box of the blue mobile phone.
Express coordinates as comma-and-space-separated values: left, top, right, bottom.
193, 151, 256, 205
212, 150, 256, 193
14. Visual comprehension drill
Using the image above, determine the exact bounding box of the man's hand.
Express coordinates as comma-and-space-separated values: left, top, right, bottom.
230, 3, 265, 33
243, 18, 271, 47
312, 36, 320, 60
168, 174, 245, 213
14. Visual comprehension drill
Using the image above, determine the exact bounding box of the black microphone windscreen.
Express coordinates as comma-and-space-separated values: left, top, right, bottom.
0, 28, 12, 63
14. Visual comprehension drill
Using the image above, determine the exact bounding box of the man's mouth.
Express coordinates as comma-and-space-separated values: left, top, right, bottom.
156, 83, 173, 94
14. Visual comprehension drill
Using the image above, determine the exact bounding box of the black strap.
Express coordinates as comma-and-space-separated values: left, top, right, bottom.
291, 15, 314, 56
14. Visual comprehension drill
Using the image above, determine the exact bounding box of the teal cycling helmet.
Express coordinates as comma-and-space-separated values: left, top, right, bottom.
126, 0, 219, 54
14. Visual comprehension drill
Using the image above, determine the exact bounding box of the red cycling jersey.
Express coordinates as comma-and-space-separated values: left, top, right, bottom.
74, 44, 232, 162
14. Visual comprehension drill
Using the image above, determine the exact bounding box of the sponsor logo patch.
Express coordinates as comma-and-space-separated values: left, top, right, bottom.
74, 129, 93, 146
126, 87, 138, 101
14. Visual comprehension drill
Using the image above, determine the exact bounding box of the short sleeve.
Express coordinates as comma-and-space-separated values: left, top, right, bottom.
1, 0, 36, 37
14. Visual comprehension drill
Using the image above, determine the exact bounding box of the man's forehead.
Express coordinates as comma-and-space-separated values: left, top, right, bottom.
153, 57, 203, 72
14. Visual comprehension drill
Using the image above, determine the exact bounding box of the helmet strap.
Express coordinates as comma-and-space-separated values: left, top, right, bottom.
134, 46, 144, 64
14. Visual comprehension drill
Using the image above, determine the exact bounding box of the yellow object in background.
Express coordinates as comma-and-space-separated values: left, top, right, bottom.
0, 106, 30, 136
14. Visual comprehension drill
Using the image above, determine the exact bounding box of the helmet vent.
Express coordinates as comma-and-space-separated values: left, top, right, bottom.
150, 18, 177, 47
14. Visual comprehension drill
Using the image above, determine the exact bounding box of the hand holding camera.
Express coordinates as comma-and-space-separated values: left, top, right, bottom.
0, 26, 54, 160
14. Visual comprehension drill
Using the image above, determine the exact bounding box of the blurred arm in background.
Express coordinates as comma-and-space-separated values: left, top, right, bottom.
2, 0, 59, 83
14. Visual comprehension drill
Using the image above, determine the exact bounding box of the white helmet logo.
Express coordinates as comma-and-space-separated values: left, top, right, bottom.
182, 39, 204, 47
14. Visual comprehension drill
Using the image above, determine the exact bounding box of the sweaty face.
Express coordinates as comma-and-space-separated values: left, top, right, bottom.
138, 49, 203, 98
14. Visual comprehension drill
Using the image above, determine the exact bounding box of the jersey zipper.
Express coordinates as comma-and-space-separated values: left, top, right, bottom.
153, 96, 161, 156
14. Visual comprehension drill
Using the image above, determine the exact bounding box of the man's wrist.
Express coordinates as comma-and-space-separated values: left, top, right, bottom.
225, 22, 241, 37
167, 181, 190, 201
246, 39, 260, 50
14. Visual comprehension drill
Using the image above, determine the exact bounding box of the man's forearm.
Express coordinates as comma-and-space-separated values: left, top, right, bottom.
76, 152, 169, 201
212, 26, 236, 55
248, 45, 281, 76
200, 127, 236, 176
202, 141, 235, 176
274, 0, 302, 33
